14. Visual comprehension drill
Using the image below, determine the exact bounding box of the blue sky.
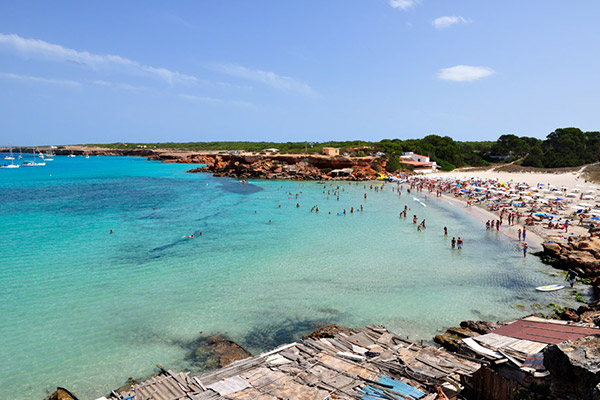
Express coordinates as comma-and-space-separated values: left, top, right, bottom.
1, 1, 599, 145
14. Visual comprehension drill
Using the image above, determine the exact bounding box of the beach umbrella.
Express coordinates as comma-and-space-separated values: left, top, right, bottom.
592, 217, 600, 221
555, 198, 564, 201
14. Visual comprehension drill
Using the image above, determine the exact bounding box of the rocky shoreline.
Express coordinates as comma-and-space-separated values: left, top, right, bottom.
167, 153, 383, 180
1, 146, 385, 180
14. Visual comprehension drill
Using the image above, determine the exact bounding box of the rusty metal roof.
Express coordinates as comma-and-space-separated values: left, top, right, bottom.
490, 320, 599, 345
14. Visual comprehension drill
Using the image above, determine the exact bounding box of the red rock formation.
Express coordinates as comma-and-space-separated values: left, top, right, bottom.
182, 154, 382, 180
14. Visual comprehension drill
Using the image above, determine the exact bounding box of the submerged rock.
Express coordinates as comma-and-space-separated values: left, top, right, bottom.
45, 387, 78, 400
190, 334, 251, 370
305, 324, 353, 339
544, 334, 600, 400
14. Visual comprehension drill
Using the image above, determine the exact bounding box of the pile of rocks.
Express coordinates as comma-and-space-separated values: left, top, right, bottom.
542, 235, 600, 297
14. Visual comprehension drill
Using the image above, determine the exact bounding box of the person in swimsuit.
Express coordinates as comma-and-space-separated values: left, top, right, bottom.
457, 237, 463, 249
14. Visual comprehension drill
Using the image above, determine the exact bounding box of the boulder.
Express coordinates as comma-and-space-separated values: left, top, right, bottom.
460, 320, 498, 335
305, 324, 353, 339
45, 388, 78, 400
191, 335, 251, 370
543, 242, 562, 257
544, 334, 600, 400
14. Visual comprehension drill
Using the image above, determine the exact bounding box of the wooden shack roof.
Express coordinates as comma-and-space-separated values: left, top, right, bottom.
105, 326, 482, 400
490, 318, 599, 345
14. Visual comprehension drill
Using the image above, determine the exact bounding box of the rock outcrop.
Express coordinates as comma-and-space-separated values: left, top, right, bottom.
434, 320, 502, 354
45, 387, 78, 400
544, 334, 600, 400
304, 324, 354, 339
183, 153, 382, 180
542, 235, 600, 297
190, 334, 252, 370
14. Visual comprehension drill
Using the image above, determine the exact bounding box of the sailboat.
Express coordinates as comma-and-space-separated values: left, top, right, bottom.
21, 148, 46, 167
3, 147, 15, 160
0, 158, 20, 168
42, 149, 54, 161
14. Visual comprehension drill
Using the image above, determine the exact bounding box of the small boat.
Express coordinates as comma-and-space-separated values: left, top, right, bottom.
0, 162, 19, 169
22, 161, 46, 167
536, 284, 565, 292
3, 147, 15, 160
21, 148, 46, 167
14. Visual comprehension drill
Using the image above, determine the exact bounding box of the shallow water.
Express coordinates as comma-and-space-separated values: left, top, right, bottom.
0, 155, 590, 399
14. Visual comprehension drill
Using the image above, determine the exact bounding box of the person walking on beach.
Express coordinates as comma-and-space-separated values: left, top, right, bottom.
451, 237, 456, 249
564, 220, 569, 232
566, 269, 578, 288
518, 228, 522, 241
522, 227, 527, 241
522, 242, 528, 258
457, 237, 463, 249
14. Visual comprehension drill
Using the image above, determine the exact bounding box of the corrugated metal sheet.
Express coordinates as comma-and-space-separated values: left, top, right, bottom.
360, 376, 426, 400
491, 320, 599, 344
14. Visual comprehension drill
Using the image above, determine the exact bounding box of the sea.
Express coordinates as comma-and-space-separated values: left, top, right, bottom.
0, 155, 591, 399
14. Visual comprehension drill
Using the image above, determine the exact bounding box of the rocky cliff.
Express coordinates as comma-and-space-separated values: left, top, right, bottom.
542, 235, 600, 297
544, 334, 600, 400
180, 153, 382, 180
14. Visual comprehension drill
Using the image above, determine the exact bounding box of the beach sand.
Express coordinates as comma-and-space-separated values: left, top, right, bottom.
429, 167, 596, 251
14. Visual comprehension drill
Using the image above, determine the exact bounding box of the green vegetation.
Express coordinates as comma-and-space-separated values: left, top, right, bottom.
385, 155, 402, 173
484, 127, 600, 168
88, 126, 600, 171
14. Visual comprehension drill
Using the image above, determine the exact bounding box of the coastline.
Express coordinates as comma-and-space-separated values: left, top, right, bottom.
437, 191, 546, 252
5, 150, 599, 399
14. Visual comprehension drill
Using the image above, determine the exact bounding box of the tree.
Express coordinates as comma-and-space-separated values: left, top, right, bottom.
385, 155, 402, 173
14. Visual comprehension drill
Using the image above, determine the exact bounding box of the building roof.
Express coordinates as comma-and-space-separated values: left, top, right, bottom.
412, 153, 428, 159
107, 326, 482, 400
400, 160, 433, 167
490, 318, 599, 345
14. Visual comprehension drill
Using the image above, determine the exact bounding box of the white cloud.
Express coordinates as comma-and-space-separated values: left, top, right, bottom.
432, 16, 470, 30
179, 93, 254, 108
388, 0, 418, 10
0, 72, 81, 87
92, 80, 152, 92
0, 33, 198, 85
437, 65, 495, 82
213, 63, 314, 95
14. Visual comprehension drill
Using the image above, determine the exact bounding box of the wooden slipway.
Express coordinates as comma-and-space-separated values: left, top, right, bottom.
101, 325, 482, 400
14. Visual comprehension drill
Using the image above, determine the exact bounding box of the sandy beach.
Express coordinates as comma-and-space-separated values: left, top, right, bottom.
421, 167, 599, 252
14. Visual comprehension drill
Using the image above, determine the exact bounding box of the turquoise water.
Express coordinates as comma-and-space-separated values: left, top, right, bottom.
0, 156, 590, 399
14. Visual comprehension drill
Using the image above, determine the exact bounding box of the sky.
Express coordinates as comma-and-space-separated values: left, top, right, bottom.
0, 1, 599, 145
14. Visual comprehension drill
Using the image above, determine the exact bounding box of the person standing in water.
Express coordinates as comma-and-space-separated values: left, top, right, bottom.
522, 242, 528, 258
457, 237, 463, 249
566, 269, 578, 288
451, 237, 456, 249
444, 227, 448, 236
